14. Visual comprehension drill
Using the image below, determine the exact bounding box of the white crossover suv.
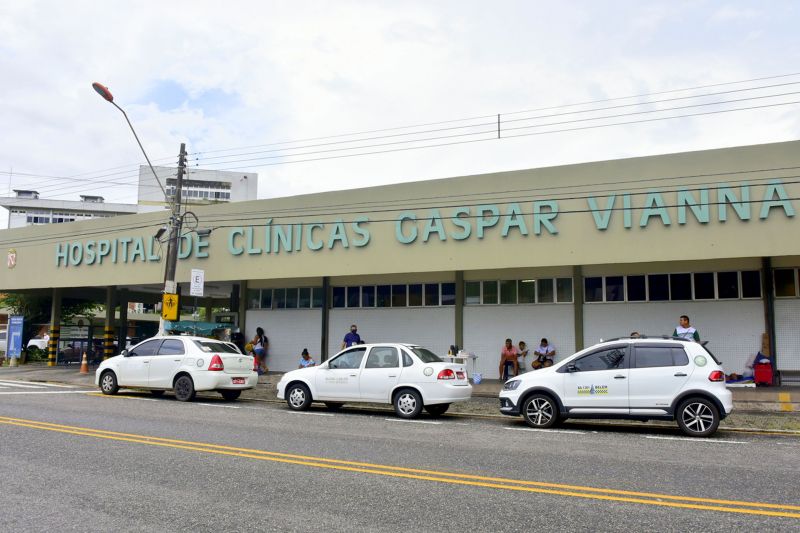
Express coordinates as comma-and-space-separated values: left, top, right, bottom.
277, 343, 473, 418
499, 336, 733, 437
96, 335, 257, 401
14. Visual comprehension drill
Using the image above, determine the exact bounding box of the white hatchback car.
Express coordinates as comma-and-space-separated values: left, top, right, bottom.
499, 336, 733, 437
277, 343, 473, 418
96, 335, 257, 401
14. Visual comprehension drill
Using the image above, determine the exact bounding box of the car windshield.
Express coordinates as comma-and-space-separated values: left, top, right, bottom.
410, 347, 443, 363
193, 340, 241, 354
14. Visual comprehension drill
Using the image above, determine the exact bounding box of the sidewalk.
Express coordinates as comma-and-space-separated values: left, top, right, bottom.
1, 362, 796, 413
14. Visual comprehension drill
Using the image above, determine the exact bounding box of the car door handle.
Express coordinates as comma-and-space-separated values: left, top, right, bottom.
614, 375, 626, 379
674, 372, 687, 377
349, 374, 357, 377
388, 375, 397, 378
143, 361, 149, 364
174, 359, 181, 362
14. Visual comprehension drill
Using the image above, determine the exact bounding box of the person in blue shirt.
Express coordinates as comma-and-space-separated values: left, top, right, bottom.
298, 348, 316, 368
341, 324, 361, 349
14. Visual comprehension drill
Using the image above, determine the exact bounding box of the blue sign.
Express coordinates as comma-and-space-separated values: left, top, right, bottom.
7, 315, 23, 358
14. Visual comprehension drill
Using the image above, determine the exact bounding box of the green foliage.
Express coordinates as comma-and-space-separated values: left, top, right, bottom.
25, 346, 47, 362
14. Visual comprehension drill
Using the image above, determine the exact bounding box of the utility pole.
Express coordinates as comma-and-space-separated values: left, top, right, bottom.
159, 143, 186, 334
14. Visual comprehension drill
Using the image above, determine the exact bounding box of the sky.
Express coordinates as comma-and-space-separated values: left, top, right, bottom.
1, 0, 799, 227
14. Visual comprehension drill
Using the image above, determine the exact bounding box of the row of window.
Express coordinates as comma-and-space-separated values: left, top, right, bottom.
573, 344, 690, 372
332, 283, 457, 308
248, 287, 325, 309
465, 278, 574, 305
12, 210, 112, 225
584, 271, 762, 303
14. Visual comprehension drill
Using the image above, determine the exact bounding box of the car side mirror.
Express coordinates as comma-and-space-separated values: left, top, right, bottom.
121, 349, 129, 357
566, 364, 578, 373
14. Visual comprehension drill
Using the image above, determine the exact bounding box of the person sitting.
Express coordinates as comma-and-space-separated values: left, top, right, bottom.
517, 341, 529, 375
531, 338, 556, 370
499, 338, 518, 380
298, 348, 316, 369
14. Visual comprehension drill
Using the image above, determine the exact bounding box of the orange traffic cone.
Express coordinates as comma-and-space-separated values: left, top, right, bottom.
79, 352, 89, 374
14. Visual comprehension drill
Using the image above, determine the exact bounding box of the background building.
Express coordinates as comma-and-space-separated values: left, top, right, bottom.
137, 165, 258, 212
0, 190, 138, 229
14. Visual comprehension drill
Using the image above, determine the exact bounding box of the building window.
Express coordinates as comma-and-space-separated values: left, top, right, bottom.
286, 288, 299, 308
584, 277, 603, 303
248, 290, 261, 309
648, 274, 669, 301
537, 279, 554, 303
518, 280, 536, 303
346, 286, 360, 308
424, 284, 439, 306
499, 280, 517, 304
693, 273, 715, 300
274, 288, 287, 309
391, 285, 407, 307
377, 285, 391, 307
260, 289, 272, 309
716, 272, 739, 299
605, 276, 624, 302
332, 287, 345, 308
741, 271, 761, 299
362, 286, 375, 307
670, 273, 692, 301
441, 283, 456, 306
627, 275, 646, 301
465, 282, 481, 305
556, 278, 573, 303
482, 281, 498, 304
298, 287, 311, 308
408, 284, 423, 307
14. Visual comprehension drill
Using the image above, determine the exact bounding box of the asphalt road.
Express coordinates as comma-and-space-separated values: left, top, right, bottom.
1, 382, 799, 532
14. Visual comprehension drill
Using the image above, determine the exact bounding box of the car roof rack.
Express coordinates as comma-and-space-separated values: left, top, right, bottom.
601, 335, 696, 343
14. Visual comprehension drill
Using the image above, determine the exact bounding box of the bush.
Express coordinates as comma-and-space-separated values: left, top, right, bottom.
25, 347, 48, 362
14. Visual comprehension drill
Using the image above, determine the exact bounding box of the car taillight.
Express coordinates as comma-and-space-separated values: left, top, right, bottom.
708, 370, 724, 382
456, 371, 465, 380
208, 354, 224, 372
253, 356, 258, 372
437, 369, 455, 380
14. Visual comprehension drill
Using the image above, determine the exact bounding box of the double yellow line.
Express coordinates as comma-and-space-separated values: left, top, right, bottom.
1, 415, 798, 519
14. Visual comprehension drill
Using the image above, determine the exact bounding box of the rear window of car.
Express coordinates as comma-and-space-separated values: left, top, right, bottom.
193, 340, 241, 354
698, 343, 722, 365
410, 347, 443, 363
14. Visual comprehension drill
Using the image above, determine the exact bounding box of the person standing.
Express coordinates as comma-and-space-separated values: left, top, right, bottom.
341, 324, 361, 349
672, 315, 700, 341
499, 338, 518, 380
251, 327, 269, 374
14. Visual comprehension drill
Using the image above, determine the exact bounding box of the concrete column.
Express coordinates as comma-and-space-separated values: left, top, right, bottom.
104, 286, 116, 360
762, 257, 777, 384
118, 289, 129, 351
573, 265, 584, 352
320, 277, 330, 362
48, 288, 62, 367
204, 298, 213, 322
454, 271, 464, 350
237, 281, 247, 333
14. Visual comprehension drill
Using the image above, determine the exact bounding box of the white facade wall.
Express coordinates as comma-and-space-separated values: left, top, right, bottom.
245, 309, 320, 372
329, 308, 455, 359
774, 300, 800, 371
463, 305, 575, 378
583, 300, 764, 374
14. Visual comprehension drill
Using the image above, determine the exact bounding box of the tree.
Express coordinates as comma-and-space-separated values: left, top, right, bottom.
0, 293, 102, 344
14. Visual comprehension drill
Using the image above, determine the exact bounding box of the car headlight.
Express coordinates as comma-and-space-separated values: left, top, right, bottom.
503, 379, 522, 391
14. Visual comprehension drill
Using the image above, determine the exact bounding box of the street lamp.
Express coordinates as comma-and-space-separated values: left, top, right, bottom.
92, 81, 186, 334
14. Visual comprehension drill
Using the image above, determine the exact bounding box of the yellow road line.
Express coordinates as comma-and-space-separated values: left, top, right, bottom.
0, 416, 798, 518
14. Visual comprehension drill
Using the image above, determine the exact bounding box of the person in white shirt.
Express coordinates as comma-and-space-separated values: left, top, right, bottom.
532, 338, 556, 369
672, 315, 700, 342
517, 341, 529, 374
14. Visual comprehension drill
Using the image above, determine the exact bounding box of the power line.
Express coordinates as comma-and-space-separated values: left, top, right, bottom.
4, 72, 800, 195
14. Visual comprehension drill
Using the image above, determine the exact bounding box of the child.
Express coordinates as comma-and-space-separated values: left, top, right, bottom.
298, 348, 316, 368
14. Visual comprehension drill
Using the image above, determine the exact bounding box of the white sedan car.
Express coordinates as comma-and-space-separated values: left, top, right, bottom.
277, 343, 472, 418
96, 335, 257, 401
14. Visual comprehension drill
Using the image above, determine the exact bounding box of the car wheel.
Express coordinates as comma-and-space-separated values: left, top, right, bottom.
424, 403, 450, 417
221, 390, 241, 401
324, 402, 344, 411
99, 371, 118, 395
150, 390, 165, 397
174, 375, 196, 402
676, 397, 720, 437
286, 383, 312, 411
394, 389, 423, 419
521, 394, 558, 429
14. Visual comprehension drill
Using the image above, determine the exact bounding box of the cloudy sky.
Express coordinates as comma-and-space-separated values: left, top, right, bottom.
1, 0, 799, 224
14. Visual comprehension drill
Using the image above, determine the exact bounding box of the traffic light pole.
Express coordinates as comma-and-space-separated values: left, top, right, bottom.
158, 143, 187, 334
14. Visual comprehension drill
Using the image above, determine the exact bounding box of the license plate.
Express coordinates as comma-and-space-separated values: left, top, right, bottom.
456, 371, 465, 380
232, 377, 245, 385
